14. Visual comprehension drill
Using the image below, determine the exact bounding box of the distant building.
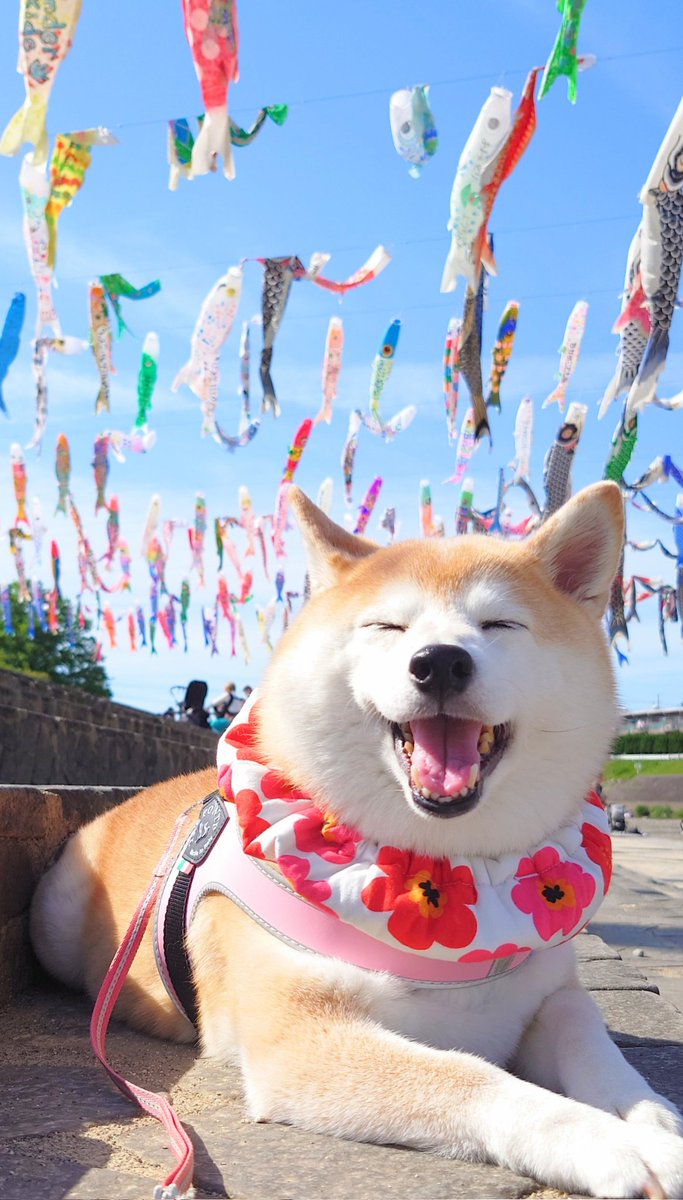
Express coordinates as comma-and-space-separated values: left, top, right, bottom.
621, 707, 683, 734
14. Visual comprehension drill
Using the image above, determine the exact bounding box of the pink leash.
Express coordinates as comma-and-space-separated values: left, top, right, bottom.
90, 805, 198, 1200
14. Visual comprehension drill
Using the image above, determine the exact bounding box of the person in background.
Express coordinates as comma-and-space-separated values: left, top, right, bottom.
208, 682, 244, 733
243, 685, 253, 700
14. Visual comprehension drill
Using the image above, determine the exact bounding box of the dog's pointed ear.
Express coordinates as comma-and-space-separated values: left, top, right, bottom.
289, 486, 377, 593
528, 481, 625, 617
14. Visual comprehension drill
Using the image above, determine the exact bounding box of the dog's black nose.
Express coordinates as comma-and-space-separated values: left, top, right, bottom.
409, 644, 474, 696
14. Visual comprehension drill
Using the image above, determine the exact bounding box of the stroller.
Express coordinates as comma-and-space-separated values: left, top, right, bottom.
178, 679, 210, 728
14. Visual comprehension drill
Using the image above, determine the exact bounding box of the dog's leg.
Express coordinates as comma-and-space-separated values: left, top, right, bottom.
515, 985, 683, 1139
235, 976, 683, 1198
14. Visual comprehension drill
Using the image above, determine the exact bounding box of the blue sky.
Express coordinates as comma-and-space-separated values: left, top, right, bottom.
0, 1, 682, 716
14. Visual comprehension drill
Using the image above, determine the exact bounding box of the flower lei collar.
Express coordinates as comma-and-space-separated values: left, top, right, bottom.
216, 694, 612, 967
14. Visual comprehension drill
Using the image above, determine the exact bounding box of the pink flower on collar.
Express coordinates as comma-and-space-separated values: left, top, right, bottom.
511, 846, 596, 941
292, 808, 361, 864
460, 943, 530, 963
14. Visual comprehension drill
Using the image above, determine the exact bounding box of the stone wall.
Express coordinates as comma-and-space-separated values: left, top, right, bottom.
0, 784, 137, 1004
0, 669, 217, 785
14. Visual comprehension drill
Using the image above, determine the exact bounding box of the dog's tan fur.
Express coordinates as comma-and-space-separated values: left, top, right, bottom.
31, 482, 683, 1197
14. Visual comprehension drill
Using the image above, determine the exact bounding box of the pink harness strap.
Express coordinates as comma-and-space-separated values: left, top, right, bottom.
181, 801, 531, 985
90, 804, 198, 1200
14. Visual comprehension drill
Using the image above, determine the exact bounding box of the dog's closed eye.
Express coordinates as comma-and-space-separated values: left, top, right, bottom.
361, 621, 407, 633
480, 620, 527, 632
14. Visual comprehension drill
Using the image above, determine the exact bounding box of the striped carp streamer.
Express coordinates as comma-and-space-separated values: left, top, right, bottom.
486, 301, 519, 411
0, 293, 26, 414
342, 409, 363, 506
172, 266, 242, 440
1, 0, 83, 166
542, 401, 588, 518
99, 274, 161, 338
89, 282, 115, 415
354, 477, 382, 535
188, 493, 207, 586
27, 334, 87, 453
45, 128, 117, 267
459, 264, 491, 442
443, 317, 461, 443
20, 155, 60, 339
444, 406, 476, 486
419, 480, 435, 538
599, 225, 649, 421
11, 442, 29, 526
440, 87, 512, 295
54, 432, 70, 515
181, 0, 239, 180
455, 478, 474, 536
510, 395, 533, 483
167, 105, 288, 189
625, 97, 683, 415
282, 418, 313, 484
543, 300, 588, 412
368, 318, 400, 431
136, 333, 159, 429
314, 317, 344, 426
92, 435, 109, 515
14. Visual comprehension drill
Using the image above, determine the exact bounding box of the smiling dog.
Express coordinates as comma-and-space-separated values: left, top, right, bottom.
31, 481, 683, 1198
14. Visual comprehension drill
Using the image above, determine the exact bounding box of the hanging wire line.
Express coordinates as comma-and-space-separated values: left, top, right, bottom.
55, 213, 638, 283
107, 44, 683, 131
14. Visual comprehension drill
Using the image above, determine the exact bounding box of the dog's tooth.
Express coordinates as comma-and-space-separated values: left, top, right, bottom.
404, 741, 414, 754
468, 764, 479, 789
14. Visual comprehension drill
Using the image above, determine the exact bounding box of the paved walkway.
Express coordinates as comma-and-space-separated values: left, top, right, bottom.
590, 817, 683, 1013
1, 832, 682, 1199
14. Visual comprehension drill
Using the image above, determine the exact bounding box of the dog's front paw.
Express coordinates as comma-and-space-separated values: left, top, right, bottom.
625, 1096, 683, 1140
568, 1114, 683, 1198
621, 1123, 683, 1199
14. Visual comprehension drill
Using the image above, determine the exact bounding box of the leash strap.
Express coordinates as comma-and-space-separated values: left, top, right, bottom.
90, 804, 199, 1200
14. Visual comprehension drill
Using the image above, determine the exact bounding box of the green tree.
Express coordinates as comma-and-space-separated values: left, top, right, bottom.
0, 582, 112, 698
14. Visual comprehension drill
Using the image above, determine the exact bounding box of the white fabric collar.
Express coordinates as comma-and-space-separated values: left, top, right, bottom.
215, 692, 612, 970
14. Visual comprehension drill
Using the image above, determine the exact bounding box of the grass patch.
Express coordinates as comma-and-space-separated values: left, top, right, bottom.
604, 758, 683, 783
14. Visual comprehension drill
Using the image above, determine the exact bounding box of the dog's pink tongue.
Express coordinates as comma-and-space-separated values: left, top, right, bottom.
410, 716, 482, 797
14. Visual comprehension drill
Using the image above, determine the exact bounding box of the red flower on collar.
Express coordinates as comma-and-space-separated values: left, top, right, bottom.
361, 848, 478, 952
261, 769, 309, 803
278, 855, 336, 912
233, 787, 267, 859
580, 821, 612, 891
222, 707, 268, 765
293, 808, 361, 864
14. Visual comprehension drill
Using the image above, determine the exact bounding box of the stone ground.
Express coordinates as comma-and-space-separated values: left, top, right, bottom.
591, 818, 683, 1013
1, 823, 683, 1200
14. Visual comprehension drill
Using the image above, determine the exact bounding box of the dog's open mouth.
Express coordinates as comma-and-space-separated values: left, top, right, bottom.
392, 716, 511, 818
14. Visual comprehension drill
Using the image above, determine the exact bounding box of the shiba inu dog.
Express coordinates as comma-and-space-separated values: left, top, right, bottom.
31, 481, 683, 1198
